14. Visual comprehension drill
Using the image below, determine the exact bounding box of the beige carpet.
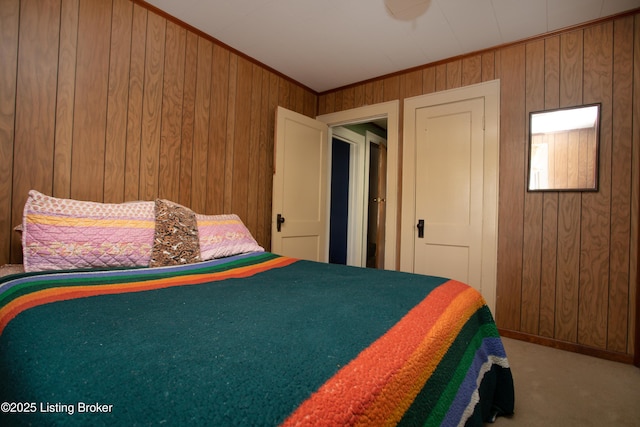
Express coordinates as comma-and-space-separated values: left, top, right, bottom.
491, 338, 640, 426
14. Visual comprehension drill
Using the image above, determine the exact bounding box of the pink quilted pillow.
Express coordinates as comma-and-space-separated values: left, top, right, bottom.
196, 214, 263, 260
22, 190, 155, 272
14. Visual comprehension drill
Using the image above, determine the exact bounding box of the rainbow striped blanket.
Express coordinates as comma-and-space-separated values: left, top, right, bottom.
0, 252, 514, 426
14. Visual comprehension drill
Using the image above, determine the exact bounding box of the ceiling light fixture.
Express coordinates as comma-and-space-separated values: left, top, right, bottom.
384, 0, 431, 21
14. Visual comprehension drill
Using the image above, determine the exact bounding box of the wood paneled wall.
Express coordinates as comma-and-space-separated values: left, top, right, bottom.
0, 0, 316, 265
319, 13, 639, 360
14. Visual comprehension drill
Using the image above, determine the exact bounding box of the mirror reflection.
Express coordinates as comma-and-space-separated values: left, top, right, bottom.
528, 104, 600, 191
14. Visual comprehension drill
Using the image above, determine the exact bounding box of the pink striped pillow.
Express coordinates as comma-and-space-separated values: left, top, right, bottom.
22, 190, 155, 272
196, 214, 263, 260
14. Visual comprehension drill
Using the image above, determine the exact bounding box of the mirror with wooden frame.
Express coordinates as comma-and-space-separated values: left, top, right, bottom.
527, 103, 601, 191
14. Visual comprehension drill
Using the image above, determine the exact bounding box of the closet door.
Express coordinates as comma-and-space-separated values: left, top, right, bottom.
412, 98, 484, 290
401, 81, 500, 312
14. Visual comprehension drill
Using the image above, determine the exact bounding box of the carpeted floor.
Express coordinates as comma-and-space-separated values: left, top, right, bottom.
491, 338, 640, 426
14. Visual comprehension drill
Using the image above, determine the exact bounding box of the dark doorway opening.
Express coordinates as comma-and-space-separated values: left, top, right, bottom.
328, 138, 350, 264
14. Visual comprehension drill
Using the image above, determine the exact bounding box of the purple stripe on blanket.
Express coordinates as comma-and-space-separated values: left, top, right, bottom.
443, 337, 509, 426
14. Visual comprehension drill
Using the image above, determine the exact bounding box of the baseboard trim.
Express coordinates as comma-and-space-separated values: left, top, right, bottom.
498, 328, 634, 365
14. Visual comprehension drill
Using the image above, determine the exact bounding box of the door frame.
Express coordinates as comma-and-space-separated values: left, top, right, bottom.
331, 126, 366, 266
317, 101, 400, 270
401, 80, 500, 311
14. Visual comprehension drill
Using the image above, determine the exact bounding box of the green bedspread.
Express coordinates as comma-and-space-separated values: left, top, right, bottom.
0, 252, 514, 426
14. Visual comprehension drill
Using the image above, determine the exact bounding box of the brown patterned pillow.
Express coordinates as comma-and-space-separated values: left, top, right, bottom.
150, 199, 201, 267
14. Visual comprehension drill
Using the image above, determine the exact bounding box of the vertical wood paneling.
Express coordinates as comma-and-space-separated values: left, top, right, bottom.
317, 92, 332, 115
289, 84, 300, 112
191, 37, 213, 213
341, 87, 355, 110
14, 0, 60, 193
124, 4, 147, 201
560, 31, 584, 105
333, 90, 344, 112
539, 36, 561, 338
481, 52, 495, 82
104, 0, 132, 203
231, 57, 253, 221
278, 77, 292, 110
579, 23, 613, 349
446, 60, 462, 89
554, 30, 584, 343
544, 36, 560, 109
255, 69, 274, 247
303, 89, 316, 117
353, 84, 365, 108
402, 70, 422, 99
262, 72, 281, 247
12, 0, 60, 264
223, 54, 238, 212
206, 44, 229, 214
554, 133, 568, 187
462, 55, 482, 86
433, 64, 445, 92
521, 40, 545, 334
247, 64, 264, 234
158, 21, 186, 203
372, 80, 384, 104
495, 45, 526, 329
608, 16, 633, 353
71, 0, 111, 202
364, 81, 375, 106
178, 31, 198, 208
540, 193, 559, 337
567, 131, 579, 187
317, 93, 327, 114
631, 15, 640, 357
383, 75, 400, 102
138, 12, 165, 201
422, 66, 436, 94
555, 191, 581, 343
294, 85, 306, 113
0, 0, 19, 264
53, 0, 79, 200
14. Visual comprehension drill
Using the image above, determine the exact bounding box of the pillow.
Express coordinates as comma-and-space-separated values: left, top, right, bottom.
196, 214, 264, 260
150, 199, 201, 267
22, 190, 155, 272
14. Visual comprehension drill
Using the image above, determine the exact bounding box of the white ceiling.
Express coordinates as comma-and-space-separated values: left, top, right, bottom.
146, 0, 640, 93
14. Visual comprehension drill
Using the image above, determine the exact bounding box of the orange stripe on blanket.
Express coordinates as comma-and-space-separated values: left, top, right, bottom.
0, 256, 296, 335
281, 280, 484, 427
361, 287, 484, 425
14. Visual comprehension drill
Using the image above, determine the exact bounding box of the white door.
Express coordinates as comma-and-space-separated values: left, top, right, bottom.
272, 107, 329, 262
401, 81, 500, 312
413, 98, 484, 285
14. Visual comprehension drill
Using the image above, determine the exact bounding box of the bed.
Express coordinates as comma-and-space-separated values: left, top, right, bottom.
0, 191, 514, 426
